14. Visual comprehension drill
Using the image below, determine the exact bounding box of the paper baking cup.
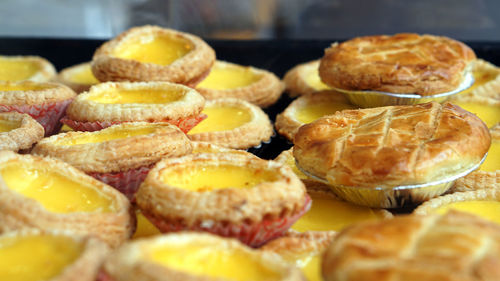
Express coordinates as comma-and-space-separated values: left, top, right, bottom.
334, 72, 474, 108
88, 165, 152, 201
0, 99, 72, 136
297, 154, 487, 208
142, 195, 311, 247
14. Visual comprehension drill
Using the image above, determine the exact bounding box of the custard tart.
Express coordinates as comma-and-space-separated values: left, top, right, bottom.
0, 151, 134, 248
32, 122, 192, 200
62, 81, 205, 133
92, 25, 215, 86
0, 55, 56, 82
191, 141, 260, 158
261, 231, 336, 281
275, 90, 357, 141
283, 60, 330, 97
188, 98, 273, 150
56, 62, 100, 93
294, 102, 491, 208
196, 60, 284, 108
0, 81, 76, 136
98, 232, 304, 281
322, 211, 500, 281
135, 153, 310, 247
0, 229, 109, 281
0, 112, 44, 152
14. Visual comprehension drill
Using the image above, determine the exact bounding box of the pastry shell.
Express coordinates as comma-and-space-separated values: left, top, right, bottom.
135, 153, 309, 247
0, 112, 44, 151
0, 151, 134, 248
99, 232, 305, 281
188, 98, 273, 150
190, 141, 260, 158
283, 60, 330, 97
196, 60, 285, 108
56, 62, 99, 93
91, 25, 215, 86
0, 229, 110, 281
0, 55, 56, 82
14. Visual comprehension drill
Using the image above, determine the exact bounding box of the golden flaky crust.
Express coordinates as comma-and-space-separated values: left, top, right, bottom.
0, 112, 44, 151
0, 151, 134, 248
92, 25, 215, 86
319, 33, 476, 95
66, 81, 205, 122
56, 62, 98, 94
196, 60, 284, 108
0, 81, 76, 105
294, 102, 490, 187
449, 59, 500, 104
188, 98, 273, 150
283, 60, 329, 97
323, 211, 500, 281
136, 153, 307, 225
32, 122, 192, 173
0, 55, 56, 82
102, 232, 305, 281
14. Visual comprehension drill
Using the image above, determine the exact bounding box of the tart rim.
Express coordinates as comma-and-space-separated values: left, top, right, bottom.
0, 80, 76, 105
283, 59, 327, 97
0, 112, 44, 152
56, 61, 97, 94
0, 55, 56, 82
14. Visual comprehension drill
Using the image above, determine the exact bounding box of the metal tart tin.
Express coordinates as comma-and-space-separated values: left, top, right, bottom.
333, 72, 474, 108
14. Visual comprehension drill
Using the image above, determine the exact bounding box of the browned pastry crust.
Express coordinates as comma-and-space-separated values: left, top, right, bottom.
283, 60, 329, 97
261, 230, 337, 260
0, 55, 56, 82
294, 102, 491, 187
0, 151, 134, 248
0, 112, 44, 151
196, 60, 285, 108
319, 33, 476, 95
56, 62, 98, 94
449, 59, 500, 104
32, 122, 192, 174
322, 211, 500, 281
190, 141, 260, 158
0, 81, 76, 105
91, 25, 215, 86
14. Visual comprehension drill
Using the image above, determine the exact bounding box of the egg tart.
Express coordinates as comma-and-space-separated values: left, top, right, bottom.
32, 122, 192, 200
294, 102, 491, 208
0, 55, 56, 82
322, 211, 500, 281
62, 81, 205, 133
188, 98, 273, 150
0, 229, 109, 281
275, 148, 328, 189
135, 153, 310, 247
91, 25, 215, 86
0, 112, 44, 152
190, 141, 260, 158
262, 231, 336, 281
196, 60, 284, 108
275, 90, 358, 141
283, 60, 330, 97
0, 81, 76, 136
56, 62, 100, 93
0, 151, 134, 248
98, 232, 304, 281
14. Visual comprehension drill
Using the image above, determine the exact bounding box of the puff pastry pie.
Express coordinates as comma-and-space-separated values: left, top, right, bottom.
0, 229, 109, 281
283, 60, 330, 97
62, 81, 205, 133
98, 232, 304, 281
0, 112, 44, 152
196, 60, 284, 107
188, 98, 273, 150
92, 25, 215, 86
135, 153, 310, 247
322, 211, 500, 281
56, 62, 100, 93
0, 55, 56, 82
0, 151, 134, 248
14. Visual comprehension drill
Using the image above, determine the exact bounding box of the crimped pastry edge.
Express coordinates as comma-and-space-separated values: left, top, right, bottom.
0, 55, 56, 82
283, 60, 328, 97
0, 112, 44, 151
56, 62, 97, 94
0, 80, 76, 105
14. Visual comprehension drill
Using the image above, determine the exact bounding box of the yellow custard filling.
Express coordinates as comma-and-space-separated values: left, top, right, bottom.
68, 64, 99, 85
303, 64, 330, 91
0, 83, 51, 92
0, 161, 116, 213
0, 59, 41, 81
161, 164, 277, 192
454, 102, 500, 128
0, 119, 20, 132
458, 69, 498, 96
132, 209, 161, 239
480, 141, 500, 172
435, 201, 500, 225
88, 88, 184, 104
295, 101, 356, 124
292, 194, 385, 232
113, 35, 192, 66
197, 63, 262, 90
54, 125, 162, 146
148, 241, 281, 281
188, 105, 252, 134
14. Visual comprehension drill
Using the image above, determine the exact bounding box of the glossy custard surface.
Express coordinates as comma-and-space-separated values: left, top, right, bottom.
0, 59, 40, 81
54, 125, 161, 146
0, 234, 83, 281
454, 102, 500, 128
148, 241, 281, 281
295, 100, 356, 124
69, 64, 99, 84
197, 64, 262, 90
188, 105, 251, 134
88, 89, 184, 104
435, 201, 500, 225
303, 64, 329, 91
161, 164, 277, 191
297, 254, 322, 281
0, 119, 20, 132
0, 161, 116, 213
113, 35, 192, 66
480, 141, 500, 172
